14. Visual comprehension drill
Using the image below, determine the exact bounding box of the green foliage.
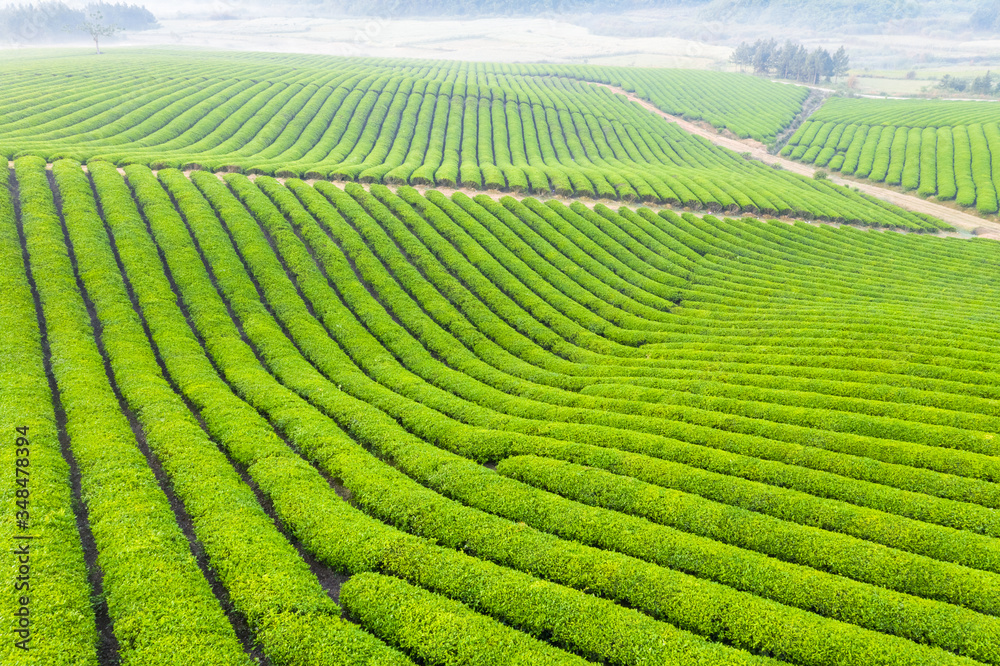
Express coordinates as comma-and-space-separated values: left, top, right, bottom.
0, 160, 98, 666
787, 95, 1000, 214
4, 99, 999, 664
63, 159, 408, 665
128, 166, 775, 666
730, 38, 845, 83
341, 574, 589, 666
13, 157, 249, 665
0, 50, 948, 229
939, 71, 996, 96
812, 96, 1000, 127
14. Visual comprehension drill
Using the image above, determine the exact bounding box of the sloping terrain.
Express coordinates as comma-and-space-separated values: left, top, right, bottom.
785, 96, 1000, 218
4, 155, 1000, 665
0, 50, 949, 230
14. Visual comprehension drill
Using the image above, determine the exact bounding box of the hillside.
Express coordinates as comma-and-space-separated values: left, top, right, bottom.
4, 154, 1000, 665
3, 44, 1000, 666
784, 96, 1000, 218
0, 50, 948, 229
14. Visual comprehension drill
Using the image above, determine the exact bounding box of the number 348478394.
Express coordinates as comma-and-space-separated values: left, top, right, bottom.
14, 426, 30, 529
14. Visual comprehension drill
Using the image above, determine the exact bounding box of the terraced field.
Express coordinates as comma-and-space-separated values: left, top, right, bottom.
784, 97, 1000, 217
4, 153, 1000, 665
0, 50, 951, 230
5, 44, 1000, 666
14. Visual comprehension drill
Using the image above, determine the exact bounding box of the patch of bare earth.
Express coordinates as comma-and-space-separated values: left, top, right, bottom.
591, 85, 1000, 235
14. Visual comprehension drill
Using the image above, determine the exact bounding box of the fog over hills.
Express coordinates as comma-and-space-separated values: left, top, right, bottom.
4, 1, 1000, 78
130, 0, 993, 33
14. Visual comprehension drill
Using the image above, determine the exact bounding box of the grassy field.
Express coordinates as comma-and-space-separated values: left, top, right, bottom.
3, 46, 1000, 666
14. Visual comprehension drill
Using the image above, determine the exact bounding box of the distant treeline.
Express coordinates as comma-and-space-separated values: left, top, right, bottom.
0, 2, 156, 43
939, 72, 998, 97
730, 39, 849, 85
325, 0, 920, 26
327, 0, 694, 16
704, 0, 919, 29
307, 0, 995, 35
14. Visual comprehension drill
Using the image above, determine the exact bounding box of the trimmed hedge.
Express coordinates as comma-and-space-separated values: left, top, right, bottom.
340, 574, 590, 666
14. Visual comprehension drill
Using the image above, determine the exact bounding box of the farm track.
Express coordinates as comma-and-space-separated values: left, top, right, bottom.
592, 85, 1000, 236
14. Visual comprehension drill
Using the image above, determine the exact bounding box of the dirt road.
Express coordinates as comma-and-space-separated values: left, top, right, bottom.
595, 84, 1000, 237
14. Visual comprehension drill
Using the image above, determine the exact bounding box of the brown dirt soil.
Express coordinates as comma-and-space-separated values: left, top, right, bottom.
590, 85, 1000, 235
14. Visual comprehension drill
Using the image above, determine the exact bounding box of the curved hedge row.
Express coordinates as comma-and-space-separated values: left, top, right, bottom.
786, 96, 1000, 215
6, 159, 999, 664
14, 156, 249, 664
0, 160, 98, 666
0, 50, 947, 230
340, 574, 590, 666
810, 96, 1000, 128
62, 159, 412, 666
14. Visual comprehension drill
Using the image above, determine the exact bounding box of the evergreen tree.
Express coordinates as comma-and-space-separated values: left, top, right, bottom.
751, 38, 778, 75
770, 40, 796, 79
939, 75, 969, 93
971, 71, 994, 96
802, 50, 827, 84
832, 46, 850, 81
732, 38, 846, 85
729, 41, 753, 72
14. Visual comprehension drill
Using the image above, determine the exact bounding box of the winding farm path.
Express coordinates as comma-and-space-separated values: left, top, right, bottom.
594, 84, 1000, 237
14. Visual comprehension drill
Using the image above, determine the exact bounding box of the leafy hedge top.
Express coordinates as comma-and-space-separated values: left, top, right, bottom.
0, 48, 806, 141
811, 95, 1000, 128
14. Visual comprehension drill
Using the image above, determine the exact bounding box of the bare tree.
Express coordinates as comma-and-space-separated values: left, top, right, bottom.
75, 10, 121, 54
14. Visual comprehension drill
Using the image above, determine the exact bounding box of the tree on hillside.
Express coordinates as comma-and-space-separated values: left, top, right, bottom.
73, 9, 121, 54
806, 49, 834, 85
731, 38, 845, 85
789, 45, 812, 81
770, 40, 801, 80
751, 38, 778, 75
832, 46, 850, 82
729, 41, 753, 72
971, 71, 994, 96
